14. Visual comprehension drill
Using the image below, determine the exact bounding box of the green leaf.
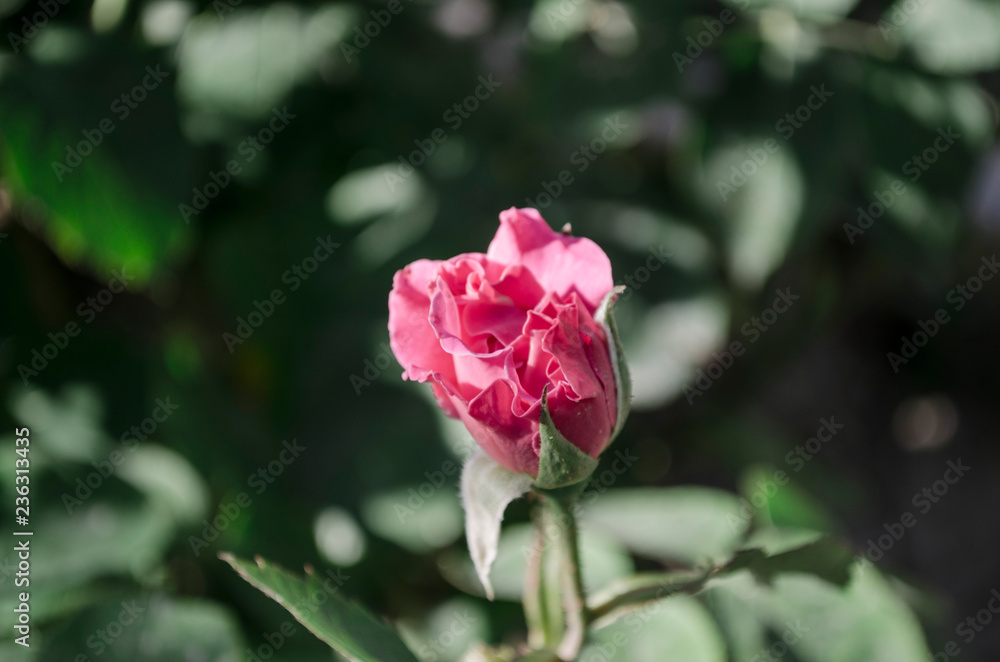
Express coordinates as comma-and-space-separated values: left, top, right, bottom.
740, 465, 837, 532
460, 451, 533, 599
625, 293, 729, 409
894, 0, 1000, 74
595, 286, 632, 443
582, 487, 749, 564
736, 0, 860, 24
534, 387, 600, 490
703, 581, 768, 660
1, 595, 246, 662
0, 112, 192, 286
585, 537, 853, 623
583, 595, 727, 662
117, 444, 211, 525
397, 598, 489, 662
177, 5, 355, 121
708, 562, 932, 662
699, 139, 804, 289
220, 554, 419, 662
721, 537, 855, 587
0, 638, 36, 662
448, 522, 634, 602
361, 486, 463, 554
513, 651, 561, 662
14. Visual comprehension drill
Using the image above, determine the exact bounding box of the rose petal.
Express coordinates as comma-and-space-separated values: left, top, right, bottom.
487, 207, 613, 312
464, 379, 540, 475
388, 259, 456, 384
542, 301, 602, 402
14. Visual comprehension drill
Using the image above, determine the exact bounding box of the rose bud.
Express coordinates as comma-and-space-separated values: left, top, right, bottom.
388, 207, 629, 484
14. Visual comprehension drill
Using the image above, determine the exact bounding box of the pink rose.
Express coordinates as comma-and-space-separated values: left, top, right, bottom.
388, 207, 620, 477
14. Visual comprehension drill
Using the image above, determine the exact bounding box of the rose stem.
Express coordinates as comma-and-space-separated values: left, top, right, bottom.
542, 489, 588, 660
524, 500, 563, 649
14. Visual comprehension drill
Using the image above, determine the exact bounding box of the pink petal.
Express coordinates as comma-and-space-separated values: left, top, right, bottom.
487, 207, 613, 312
388, 260, 456, 384
542, 301, 601, 402
464, 379, 540, 476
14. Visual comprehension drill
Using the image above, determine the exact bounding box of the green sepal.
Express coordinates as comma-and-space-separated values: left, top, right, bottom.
533, 386, 600, 490
595, 286, 631, 444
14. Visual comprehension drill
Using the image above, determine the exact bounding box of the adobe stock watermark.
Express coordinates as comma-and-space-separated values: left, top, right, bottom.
339, 0, 414, 62
887, 254, 998, 373
579, 448, 639, 507
857, 457, 969, 571
6, 0, 72, 54
523, 114, 629, 209
522, 448, 638, 564
52, 65, 170, 182
223, 235, 340, 353
843, 126, 960, 244
0, 555, 16, 586
394, 457, 464, 524
585, 584, 806, 662
615, 245, 674, 302
746, 619, 811, 662
61, 396, 180, 513
243, 567, 349, 662
395, 440, 637, 531
929, 588, 1000, 662
17, 267, 135, 385
414, 609, 480, 661
877, 0, 929, 40
728, 417, 845, 532
179, 107, 296, 223
541, 0, 589, 29
684, 288, 799, 404
784, 417, 844, 472
350, 343, 397, 394
672, 0, 749, 72
73, 598, 156, 661
717, 85, 834, 200
189, 439, 307, 556
384, 74, 501, 192
353, 309, 424, 394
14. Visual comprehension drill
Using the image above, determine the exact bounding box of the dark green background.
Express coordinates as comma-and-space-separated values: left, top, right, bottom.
1, 0, 999, 659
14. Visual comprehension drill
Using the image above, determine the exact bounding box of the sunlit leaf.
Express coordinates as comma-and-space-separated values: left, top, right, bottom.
361, 484, 464, 554
699, 139, 804, 289
894, 0, 1000, 74
583, 595, 726, 662
0, 113, 192, 285
710, 563, 932, 662
222, 554, 420, 662
583, 487, 749, 564
177, 4, 355, 120
397, 598, 489, 662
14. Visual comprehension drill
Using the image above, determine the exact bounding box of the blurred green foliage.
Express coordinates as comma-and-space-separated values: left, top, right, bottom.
2, 0, 1000, 658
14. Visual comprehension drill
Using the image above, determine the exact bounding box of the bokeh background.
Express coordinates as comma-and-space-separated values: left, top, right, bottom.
2, 0, 1000, 659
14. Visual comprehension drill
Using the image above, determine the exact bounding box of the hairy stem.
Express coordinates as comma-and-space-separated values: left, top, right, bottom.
541, 489, 588, 661
586, 569, 712, 623
524, 501, 562, 649
523, 509, 546, 648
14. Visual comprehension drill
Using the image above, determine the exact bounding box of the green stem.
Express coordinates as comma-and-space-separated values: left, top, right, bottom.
586, 569, 713, 623
540, 488, 588, 661
523, 509, 545, 648
524, 501, 562, 649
